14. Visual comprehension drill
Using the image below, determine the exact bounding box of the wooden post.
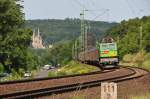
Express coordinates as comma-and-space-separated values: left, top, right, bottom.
101, 82, 117, 99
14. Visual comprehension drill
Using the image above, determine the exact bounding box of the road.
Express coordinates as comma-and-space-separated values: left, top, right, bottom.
33, 68, 57, 78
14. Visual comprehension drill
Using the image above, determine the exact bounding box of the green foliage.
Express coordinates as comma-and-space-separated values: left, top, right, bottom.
142, 60, 150, 70
43, 40, 73, 66
0, 0, 38, 72
28, 48, 46, 66
48, 61, 99, 77
123, 54, 133, 63
17, 68, 25, 77
130, 93, 150, 99
121, 52, 150, 70
29, 40, 74, 68
1, 69, 23, 81
25, 19, 117, 45
56, 71, 68, 76
48, 71, 57, 77
108, 16, 150, 58
131, 52, 144, 67
0, 68, 37, 81
2, 74, 22, 81
71, 96, 84, 99
25, 50, 39, 71
0, 63, 4, 73
144, 53, 150, 60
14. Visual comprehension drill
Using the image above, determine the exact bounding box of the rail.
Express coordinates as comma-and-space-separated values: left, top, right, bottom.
1, 67, 148, 98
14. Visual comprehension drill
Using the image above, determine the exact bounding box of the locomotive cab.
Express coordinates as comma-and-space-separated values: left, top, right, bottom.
98, 37, 119, 69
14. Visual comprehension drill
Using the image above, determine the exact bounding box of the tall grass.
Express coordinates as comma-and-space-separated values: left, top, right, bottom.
0, 69, 24, 81
48, 61, 99, 77
121, 51, 150, 70
130, 94, 150, 99
0, 69, 35, 82
0, 63, 4, 73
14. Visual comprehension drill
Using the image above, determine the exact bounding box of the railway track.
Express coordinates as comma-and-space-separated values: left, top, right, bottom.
0, 67, 149, 99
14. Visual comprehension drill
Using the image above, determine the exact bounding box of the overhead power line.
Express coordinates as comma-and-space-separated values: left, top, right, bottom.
74, 0, 86, 9
125, 0, 136, 15
92, 9, 109, 20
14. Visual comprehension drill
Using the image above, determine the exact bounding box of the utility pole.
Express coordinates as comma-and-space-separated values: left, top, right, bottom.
85, 25, 88, 50
75, 40, 78, 60
80, 9, 85, 62
80, 9, 85, 52
80, 9, 89, 62
72, 43, 75, 60
140, 26, 143, 50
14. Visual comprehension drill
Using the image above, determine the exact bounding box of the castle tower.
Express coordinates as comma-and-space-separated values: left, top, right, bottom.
31, 28, 45, 49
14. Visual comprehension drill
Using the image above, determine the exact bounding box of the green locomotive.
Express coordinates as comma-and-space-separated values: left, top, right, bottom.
78, 37, 119, 69
97, 37, 119, 68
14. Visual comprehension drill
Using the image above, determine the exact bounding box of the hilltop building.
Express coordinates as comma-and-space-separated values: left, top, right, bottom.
31, 28, 45, 49
48, 44, 53, 48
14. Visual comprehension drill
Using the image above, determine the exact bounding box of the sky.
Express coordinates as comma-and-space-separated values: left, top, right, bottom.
22, 0, 150, 22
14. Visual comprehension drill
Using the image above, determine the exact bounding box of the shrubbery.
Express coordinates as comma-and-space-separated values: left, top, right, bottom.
1, 69, 23, 81
130, 93, 150, 99
142, 60, 150, 70
121, 51, 150, 70
123, 54, 133, 63
48, 61, 99, 77
108, 16, 150, 58
0, 63, 4, 73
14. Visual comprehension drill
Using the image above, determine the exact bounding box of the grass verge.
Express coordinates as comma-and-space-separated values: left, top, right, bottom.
48, 61, 100, 77
120, 51, 150, 71
130, 94, 150, 99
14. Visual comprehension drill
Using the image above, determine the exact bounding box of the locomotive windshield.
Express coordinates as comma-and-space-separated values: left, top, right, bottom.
100, 44, 108, 51
109, 43, 117, 50
100, 43, 117, 51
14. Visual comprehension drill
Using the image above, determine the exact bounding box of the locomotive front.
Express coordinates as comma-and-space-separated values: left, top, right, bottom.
97, 37, 119, 68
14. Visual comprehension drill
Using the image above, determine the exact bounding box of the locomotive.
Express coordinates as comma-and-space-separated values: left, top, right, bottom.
78, 37, 119, 69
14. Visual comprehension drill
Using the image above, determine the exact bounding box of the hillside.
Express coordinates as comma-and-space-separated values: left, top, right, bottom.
108, 16, 150, 57
25, 18, 117, 45
108, 16, 150, 71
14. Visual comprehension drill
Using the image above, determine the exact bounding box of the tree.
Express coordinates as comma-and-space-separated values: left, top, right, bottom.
38, 40, 73, 66
0, 0, 36, 72
108, 16, 150, 58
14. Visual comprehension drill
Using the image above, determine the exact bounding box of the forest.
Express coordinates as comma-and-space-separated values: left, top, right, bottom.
108, 16, 150, 70
25, 19, 116, 45
108, 16, 150, 58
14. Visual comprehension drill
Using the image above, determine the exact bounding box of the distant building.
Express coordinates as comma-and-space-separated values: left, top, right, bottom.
31, 28, 45, 49
48, 44, 53, 48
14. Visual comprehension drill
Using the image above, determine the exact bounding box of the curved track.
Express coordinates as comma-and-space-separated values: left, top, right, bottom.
0, 67, 149, 99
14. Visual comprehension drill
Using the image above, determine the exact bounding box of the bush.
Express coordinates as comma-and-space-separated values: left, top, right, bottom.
0, 63, 4, 73
48, 71, 57, 77
72, 96, 84, 99
142, 60, 150, 70
133, 52, 145, 63
121, 52, 150, 70
18, 68, 25, 77
123, 54, 133, 63
132, 52, 145, 67
145, 53, 150, 60
130, 94, 150, 99
1, 69, 23, 81
48, 61, 99, 77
